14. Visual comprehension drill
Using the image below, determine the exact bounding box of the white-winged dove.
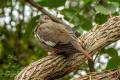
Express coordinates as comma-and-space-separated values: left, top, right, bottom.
34, 15, 91, 59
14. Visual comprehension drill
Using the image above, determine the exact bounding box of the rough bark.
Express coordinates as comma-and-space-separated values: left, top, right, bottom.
73, 68, 120, 80
15, 16, 120, 80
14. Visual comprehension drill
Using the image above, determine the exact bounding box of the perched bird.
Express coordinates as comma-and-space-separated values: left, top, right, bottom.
34, 15, 91, 59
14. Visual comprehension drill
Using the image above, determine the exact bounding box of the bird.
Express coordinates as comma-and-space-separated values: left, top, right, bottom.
34, 15, 91, 59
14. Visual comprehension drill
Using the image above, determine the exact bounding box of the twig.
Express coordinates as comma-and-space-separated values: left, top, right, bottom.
88, 59, 95, 72
25, 0, 73, 31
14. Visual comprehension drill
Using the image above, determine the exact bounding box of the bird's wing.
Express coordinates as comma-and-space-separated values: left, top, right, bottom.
35, 33, 56, 47
52, 22, 78, 41
35, 33, 54, 52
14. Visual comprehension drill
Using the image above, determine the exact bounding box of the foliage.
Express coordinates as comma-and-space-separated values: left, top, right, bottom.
0, 0, 120, 80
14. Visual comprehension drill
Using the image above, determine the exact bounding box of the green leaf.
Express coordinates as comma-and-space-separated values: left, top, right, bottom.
80, 17, 92, 30
61, 9, 92, 30
60, 9, 81, 26
73, 25, 84, 33
106, 57, 120, 69
60, 9, 78, 21
83, 0, 94, 4
0, 0, 12, 8
95, 2, 119, 15
108, 0, 120, 3
104, 48, 118, 57
0, 42, 4, 60
76, 15, 92, 31
95, 13, 107, 24
107, 48, 118, 57
37, 0, 66, 8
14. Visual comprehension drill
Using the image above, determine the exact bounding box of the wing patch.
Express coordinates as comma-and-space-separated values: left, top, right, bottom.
35, 34, 56, 47
44, 41, 56, 47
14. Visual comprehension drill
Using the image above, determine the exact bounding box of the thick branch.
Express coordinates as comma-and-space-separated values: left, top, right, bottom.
73, 68, 120, 80
15, 16, 120, 80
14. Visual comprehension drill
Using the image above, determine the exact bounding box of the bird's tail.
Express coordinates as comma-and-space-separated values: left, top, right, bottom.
70, 39, 92, 59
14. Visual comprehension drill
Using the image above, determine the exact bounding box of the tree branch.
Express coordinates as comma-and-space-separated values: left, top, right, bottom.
15, 16, 120, 80
25, 0, 73, 31
73, 68, 120, 80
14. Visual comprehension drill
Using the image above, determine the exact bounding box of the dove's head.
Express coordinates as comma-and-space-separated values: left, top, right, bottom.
39, 15, 52, 23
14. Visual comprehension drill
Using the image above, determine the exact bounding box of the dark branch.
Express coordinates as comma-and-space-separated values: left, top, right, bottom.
88, 59, 95, 72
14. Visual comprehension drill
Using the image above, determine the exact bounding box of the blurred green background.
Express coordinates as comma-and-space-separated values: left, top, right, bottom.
0, 0, 120, 80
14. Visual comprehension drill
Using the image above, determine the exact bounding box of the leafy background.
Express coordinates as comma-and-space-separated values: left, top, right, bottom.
0, 0, 120, 80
